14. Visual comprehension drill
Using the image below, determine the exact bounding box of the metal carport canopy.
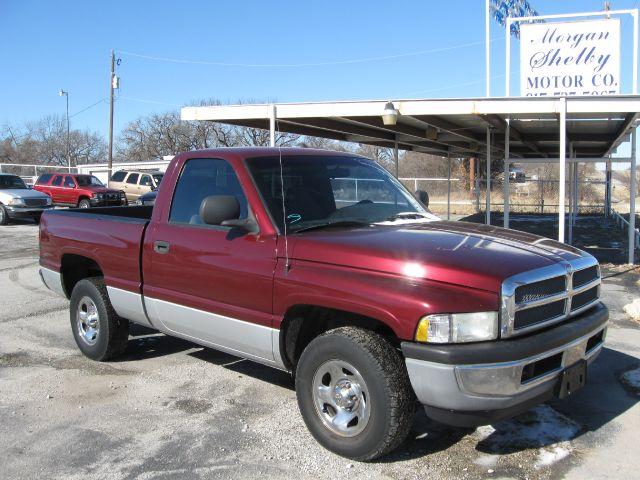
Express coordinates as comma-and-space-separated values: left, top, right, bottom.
181, 96, 640, 159
181, 95, 640, 262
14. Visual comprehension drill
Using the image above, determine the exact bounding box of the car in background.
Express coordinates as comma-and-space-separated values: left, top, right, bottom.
34, 173, 127, 208
135, 188, 157, 206
0, 173, 53, 225
109, 170, 163, 202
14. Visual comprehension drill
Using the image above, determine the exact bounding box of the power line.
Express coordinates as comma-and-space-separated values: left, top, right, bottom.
397, 71, 513, 97
117, 37, 503, 68
118, 95, 184, 107
69, 98, 107, 118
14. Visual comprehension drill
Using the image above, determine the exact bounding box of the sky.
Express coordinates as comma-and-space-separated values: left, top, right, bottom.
1, 0, 639, 141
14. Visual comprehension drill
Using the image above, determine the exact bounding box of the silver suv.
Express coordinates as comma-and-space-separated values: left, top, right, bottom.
109, 170, 164, 201
0, 173, 53, 225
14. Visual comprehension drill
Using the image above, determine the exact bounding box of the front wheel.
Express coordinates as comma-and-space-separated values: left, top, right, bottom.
295, 327, 414, 461
78, 199, 91, 209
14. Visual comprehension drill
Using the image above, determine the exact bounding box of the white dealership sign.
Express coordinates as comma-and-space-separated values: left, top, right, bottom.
520, 19, 620, 96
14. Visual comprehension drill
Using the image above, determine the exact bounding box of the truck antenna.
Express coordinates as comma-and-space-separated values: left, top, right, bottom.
277, 127, 290, 274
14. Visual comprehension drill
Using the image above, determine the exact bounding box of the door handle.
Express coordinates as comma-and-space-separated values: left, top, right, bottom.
153, 240, 170, 254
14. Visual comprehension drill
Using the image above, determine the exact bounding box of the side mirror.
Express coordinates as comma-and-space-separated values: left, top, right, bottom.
415, 190, 429, 208
199, 195, 240, 225
199, 195, 259, 234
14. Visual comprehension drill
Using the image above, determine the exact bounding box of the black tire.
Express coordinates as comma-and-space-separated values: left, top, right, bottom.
69, 278, 129, 361
78, 199, 91, 209
0, 205, 9, 225
295, 327, 414, 461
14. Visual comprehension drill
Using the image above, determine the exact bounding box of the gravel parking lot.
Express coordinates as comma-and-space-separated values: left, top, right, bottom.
1, 222, 640, 480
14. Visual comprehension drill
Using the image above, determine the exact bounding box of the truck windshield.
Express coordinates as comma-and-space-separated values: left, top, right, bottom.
0, 175, 28, 190
246, 155, 429, 233
76, 175, 104, 187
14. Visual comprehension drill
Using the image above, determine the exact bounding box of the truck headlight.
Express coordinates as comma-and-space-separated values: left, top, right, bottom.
415, 312, 498, 343
8, 198, 25, 206
45, 197, 52, 205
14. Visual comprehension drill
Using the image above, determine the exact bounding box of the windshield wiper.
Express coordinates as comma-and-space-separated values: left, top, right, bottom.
290, 220, 371, 233
385, 211, 429, 221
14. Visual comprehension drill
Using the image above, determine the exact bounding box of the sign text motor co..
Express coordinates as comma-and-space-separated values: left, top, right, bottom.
520, 19, 621, 96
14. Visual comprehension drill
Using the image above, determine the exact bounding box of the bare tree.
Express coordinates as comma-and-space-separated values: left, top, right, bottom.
1, 116, 106, 167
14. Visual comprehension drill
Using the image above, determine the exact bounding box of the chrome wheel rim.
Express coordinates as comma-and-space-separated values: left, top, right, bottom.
0, 208, 4, 222
79, 201, 89, 209
76, 296, 99, 346
312, 359, 370, 437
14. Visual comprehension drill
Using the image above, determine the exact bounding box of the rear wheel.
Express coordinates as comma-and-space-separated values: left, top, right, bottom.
78, 199, 91, 209
295, 327, 414, 461
0, 205, 8, 225
70, 278, 129, 361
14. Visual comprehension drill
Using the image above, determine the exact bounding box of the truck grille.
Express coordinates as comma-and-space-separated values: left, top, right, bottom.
515, 276, 566, 303
501, 258, 601, 337
24, 198, 48, 207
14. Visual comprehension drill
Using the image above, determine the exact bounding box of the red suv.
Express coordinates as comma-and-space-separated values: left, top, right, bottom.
34, 173, 127, 208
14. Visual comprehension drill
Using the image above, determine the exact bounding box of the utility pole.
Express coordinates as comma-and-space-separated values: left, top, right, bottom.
59, 90, 70, 171
107, 50, 118, 186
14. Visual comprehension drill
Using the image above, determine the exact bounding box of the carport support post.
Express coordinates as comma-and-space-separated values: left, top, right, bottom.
485, 127, 491, 225
629, 127, 637, 264
447, 152, 452, 220
605, 157, 612, 218
269, 104, 276, 147
568, 161, 573, 245
503, 118, 510, 229
394, 138, 399, 178
571, 157, 580, 225
558, 97, 567, 243
475, 156, 480, 213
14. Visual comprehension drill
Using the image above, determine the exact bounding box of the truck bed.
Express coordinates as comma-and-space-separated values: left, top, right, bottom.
47, 205, 154, 223
39, 206, 153, 294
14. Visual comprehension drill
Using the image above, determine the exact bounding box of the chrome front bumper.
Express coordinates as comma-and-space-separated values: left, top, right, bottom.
453, 326, 605, 398
401, 303, 608, 424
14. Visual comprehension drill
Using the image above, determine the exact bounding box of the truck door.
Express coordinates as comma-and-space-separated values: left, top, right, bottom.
62, 175, 77, 205
49, 175, 63, 203
143, 158, 278, 364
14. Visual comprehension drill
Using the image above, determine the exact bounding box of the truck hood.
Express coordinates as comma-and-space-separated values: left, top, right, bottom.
289, 220, 588, 293
0, 189, 50, 201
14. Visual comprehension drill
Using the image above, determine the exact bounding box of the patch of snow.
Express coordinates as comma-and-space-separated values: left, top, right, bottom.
623, 299, 640, 322
475, 405, 580, 469
535, 445, 571, 469
621, 366, 640, 393
477, 405, 580, 449
475, 425, 496, 440
474, 454, 499, 467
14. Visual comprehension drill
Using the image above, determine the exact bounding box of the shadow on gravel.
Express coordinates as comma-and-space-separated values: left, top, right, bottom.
190, 348, 295, 390
116, 324, 195, 362
476, 347, 640, 455
113, 327, 639, 461
376, 409, 473, 463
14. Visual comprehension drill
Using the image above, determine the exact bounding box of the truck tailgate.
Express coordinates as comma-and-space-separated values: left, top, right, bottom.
39, 209, 149, 294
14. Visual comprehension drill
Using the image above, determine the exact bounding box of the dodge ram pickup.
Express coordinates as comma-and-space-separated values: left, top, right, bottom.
39, 147, 608, 461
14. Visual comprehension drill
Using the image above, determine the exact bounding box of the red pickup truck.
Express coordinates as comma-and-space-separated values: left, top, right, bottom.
34, 173, 127, 208
39, 148, 607, 460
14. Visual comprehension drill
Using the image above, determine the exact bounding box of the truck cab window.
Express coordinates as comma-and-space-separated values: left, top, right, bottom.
169, 158, 248, 225
126, 173, 139, 184
64, 176, 75, 188
140, 175, 152, 186
51, 176, 63, 186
